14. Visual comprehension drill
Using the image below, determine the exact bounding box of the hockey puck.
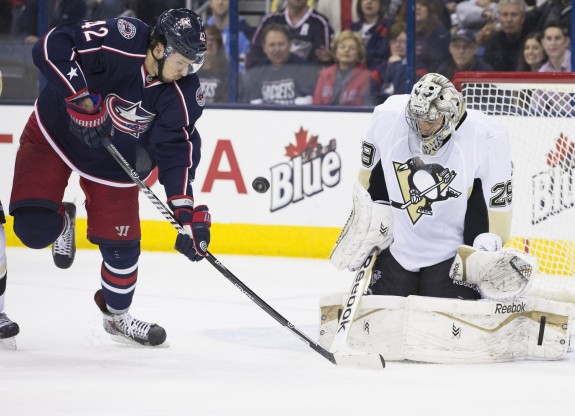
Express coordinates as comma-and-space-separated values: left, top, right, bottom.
252, 177, 270, 193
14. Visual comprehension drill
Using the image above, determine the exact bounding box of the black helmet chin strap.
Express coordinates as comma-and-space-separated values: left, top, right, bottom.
153, 49, 169, 83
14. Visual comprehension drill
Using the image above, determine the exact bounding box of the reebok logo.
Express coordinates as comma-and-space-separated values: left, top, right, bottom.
495, 302, 526, 314
336, 254, 374, 333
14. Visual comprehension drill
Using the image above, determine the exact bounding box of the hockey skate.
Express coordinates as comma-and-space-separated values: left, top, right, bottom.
0, 312, 19, 350
52, 202, 76, 269
94, 289, 167, 347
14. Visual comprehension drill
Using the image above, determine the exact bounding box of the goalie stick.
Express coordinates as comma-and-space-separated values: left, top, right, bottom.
102, 137, 383, 369
330, 248, 385, 368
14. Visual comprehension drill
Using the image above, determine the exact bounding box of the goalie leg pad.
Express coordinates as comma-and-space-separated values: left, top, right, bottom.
403, 296, 572, 363
319, 294, 407, 361
318, 294, 572, 363
449, 245, 538, 300
330, 182, 393, 271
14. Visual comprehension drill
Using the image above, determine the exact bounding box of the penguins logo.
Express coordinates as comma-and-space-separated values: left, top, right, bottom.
392, 157, 461, 224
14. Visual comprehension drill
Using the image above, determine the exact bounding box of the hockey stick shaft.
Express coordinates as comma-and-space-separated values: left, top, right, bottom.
329, 249, 385, 369
332, 249, 377, 346
391, 180, 444, 209
102, 138, 338, 365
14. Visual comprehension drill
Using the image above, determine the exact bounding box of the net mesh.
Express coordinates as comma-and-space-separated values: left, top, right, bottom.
457, 74, 575, 303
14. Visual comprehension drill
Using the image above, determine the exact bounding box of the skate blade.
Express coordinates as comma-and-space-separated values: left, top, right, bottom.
0, 337, 17, 351
110, 334, 170, 348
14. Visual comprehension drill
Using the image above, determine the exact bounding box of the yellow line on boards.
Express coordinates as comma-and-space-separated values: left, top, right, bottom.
3, 216, 339, 259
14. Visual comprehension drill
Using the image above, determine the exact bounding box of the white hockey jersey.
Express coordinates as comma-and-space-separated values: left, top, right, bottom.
361, 94, 512, 271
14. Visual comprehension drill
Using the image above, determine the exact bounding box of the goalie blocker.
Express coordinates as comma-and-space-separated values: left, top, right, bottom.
330, 182, 393, 271
318, 294, 573, 363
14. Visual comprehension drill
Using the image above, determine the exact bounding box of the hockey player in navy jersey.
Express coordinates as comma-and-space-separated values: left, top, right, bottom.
9, 9, 211, 347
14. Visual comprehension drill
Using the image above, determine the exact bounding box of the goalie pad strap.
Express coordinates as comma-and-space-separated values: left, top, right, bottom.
330, 182, 393, 271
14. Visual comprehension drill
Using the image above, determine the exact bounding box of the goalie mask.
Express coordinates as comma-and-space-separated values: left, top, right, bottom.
151, 8, 207, 74
405, 73, 465, 156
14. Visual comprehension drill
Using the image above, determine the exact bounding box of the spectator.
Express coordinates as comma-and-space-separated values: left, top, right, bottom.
198, 25, 229, 104
316, 0, 359, 34
413, 0, 451, 77
241, 23, 318, 105
532, 0, 571, 35
539, 21, 571, 72
0, 0, 11, 38
86, 0, 129, 20
347, 0, 391, 70
516, 31, 546, 71
246, 0, 333, 69
482, 0, 538, 71
22, 0, 87, 43
8, 0, 29, 39
271, 0, 314, 11
437, 28, 492, 80
370, 21, 407, 105
530, 21, 573, 115
206, 0, 252, 73
455, 0, 498, 31
130, 0, 185, 26
313, 30, 372, 106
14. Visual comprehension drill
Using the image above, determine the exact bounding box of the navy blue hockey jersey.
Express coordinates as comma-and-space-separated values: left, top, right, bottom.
32, 17, 205, 199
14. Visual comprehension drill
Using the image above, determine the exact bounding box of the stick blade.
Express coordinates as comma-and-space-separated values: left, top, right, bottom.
333, 351, 386, 370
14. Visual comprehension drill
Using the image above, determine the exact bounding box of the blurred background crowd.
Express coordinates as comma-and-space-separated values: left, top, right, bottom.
0, 0, 572, 106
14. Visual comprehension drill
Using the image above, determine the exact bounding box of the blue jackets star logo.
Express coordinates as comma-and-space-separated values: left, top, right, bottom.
105, 94, 156, 138
67, 67, 78, 80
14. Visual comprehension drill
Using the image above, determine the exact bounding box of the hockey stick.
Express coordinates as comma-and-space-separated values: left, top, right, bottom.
390, 180, 444, 209
101, 137, 383, 369
330, 248, 385, 368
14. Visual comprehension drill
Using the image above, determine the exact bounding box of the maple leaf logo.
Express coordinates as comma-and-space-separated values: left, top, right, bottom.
285, 127, 319, 159
546, 132, 575, 170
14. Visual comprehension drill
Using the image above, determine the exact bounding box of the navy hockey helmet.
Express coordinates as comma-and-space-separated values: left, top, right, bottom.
152, 8, 207, 74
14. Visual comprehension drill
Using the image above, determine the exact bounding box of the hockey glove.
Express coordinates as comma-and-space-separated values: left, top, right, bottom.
66, 94, 112, 148
169, 196, 211, 262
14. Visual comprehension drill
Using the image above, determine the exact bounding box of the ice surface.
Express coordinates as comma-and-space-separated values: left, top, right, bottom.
0, 248, 573, 416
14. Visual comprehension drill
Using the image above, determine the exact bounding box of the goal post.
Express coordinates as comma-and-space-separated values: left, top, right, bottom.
453, 72, 575, 302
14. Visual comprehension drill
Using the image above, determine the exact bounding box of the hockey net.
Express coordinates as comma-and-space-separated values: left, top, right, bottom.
453, 72, 575, 304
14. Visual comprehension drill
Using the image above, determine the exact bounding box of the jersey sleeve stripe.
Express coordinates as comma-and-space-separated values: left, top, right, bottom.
174, 83, 190, 126
76, 45, 146, 58
43, 28, 77, 94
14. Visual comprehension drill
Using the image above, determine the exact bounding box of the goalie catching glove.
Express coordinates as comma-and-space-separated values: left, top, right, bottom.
66, 93, 112, 148
449, 245, 537, 300
330, 182, 393, 271
168, 196, 211, 262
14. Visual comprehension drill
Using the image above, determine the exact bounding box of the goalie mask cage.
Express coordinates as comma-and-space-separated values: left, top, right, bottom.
453, 72, 575, 303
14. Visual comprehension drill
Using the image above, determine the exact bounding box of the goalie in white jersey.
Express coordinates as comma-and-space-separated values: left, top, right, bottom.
332, 73, 513, 299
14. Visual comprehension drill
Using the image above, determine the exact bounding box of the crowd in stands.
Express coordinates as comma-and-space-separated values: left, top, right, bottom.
0, 0, 573, 106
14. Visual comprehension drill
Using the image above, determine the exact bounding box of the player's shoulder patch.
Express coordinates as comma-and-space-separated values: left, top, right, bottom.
196, 85, 205, 107
117, 18, 137, 39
